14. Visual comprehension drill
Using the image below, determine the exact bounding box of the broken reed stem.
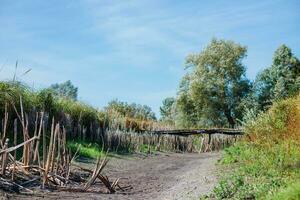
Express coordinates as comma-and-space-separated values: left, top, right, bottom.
43, 119, 55, 187
83, 155, 109, 191
12, 119, 17, 181
34, 112, 44, 163
43, 121, 46, 169
1, 138, 9, 175
50, 124, 58, 172
2, 103, 8, 144
0, 136, 38, 155
31, 113, 38, 163
0, 106, 118, 193
24, 114, 30, 166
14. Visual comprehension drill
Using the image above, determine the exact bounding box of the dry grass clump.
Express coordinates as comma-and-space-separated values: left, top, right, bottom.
245, 94, 300, 145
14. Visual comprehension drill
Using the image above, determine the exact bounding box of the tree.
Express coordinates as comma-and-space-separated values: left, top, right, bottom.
254, 44, 300, 110
160, 97, 175, 122
105, 99, 156, 120
176, 39, 250, 127
49, 80, 78, 100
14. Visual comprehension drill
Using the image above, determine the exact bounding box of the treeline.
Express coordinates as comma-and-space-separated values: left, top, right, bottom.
0, 80, 159, 142
160, 39, 300, 128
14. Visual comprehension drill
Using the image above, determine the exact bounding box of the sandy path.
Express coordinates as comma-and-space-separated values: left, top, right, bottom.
5, 152, 221, 200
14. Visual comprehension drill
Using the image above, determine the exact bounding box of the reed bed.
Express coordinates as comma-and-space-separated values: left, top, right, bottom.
0, 100, 122, 194
103, 130, 240, 153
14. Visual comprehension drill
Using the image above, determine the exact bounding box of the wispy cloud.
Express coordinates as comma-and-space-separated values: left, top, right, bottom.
0, 0, 299, 115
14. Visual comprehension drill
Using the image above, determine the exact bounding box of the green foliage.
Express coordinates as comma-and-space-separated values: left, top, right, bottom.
36, 88, 57, 115
267, 181, 300, 200
57, 98, 98, 126
211, 95, 300, 199
105, 99, 156, 120
253, 45, 300, 111
159, 97, 175, 123
0, 81, 38, 114
67, 140, 104, 159
49, 80, 78, 100
161, 41, 300, 129
175, 38, 251, 128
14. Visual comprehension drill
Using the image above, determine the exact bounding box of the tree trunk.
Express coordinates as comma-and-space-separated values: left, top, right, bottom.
224, 109, 235, 128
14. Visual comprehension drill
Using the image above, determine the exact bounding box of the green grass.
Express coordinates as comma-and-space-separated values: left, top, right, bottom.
209, 95, 300, 199
137, 144, 157, 154
67, 140, 104, 159
212, 142, 300, 199
267, 181, 300, 200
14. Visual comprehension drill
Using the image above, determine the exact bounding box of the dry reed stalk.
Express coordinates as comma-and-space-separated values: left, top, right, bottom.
31, 113, 38, 163
50, 124, 59, 172
43, 120, 55, 187
55, 129, 61, 175
0, 136, 38, 155
34, 112, 44, 163
1, 138, 9, 175
1, 103, 8, 144
23, 114, 30, 166
43, 121, 46, 168
12, 119, 17, 181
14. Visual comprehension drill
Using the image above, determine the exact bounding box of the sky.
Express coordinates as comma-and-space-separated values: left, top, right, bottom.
0, 0, 299, 117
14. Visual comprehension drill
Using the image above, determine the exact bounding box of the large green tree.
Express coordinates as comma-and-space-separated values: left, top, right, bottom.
176, 39, 250, 128
254, 44, 300, 110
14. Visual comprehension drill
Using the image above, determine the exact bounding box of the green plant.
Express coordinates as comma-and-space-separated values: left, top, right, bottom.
211, 94, 300, 199
267, 181, 300, 200
67, 140, 104, 159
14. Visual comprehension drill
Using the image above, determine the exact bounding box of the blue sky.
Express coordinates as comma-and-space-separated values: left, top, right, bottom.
0, 0, 299, 116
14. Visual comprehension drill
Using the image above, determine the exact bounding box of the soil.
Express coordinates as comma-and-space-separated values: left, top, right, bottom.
3, 152, 221, 200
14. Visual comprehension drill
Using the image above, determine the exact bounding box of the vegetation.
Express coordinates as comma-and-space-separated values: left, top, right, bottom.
105, 99, 156, 121
1, 37, 299, 198
251, 44, 300, 112
151, 39, 300, 199
0, 80, 164, 157
49, 80, 78, 100
160, 39, 300, 130
211, 94, 300, 199
159, 97, 175, 124
67, 140, 104, 159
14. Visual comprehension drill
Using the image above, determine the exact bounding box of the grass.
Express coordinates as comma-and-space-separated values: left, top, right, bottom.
67, 140, 104, 159
137, 144, 157, 154
267, 181, 300, 200
209, 94, 300, 199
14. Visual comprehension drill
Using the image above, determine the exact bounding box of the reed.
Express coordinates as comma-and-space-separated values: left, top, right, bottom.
103, 130, 239, 153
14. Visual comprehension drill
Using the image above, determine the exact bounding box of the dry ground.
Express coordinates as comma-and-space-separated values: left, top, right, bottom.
3, 152, 221, 200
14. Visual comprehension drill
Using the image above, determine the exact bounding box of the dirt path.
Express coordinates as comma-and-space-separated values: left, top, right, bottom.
7, 152, 221, 200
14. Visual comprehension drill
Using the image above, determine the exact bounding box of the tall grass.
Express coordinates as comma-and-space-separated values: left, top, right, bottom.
0, 81, 164, 141
211, 94, 300, 199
